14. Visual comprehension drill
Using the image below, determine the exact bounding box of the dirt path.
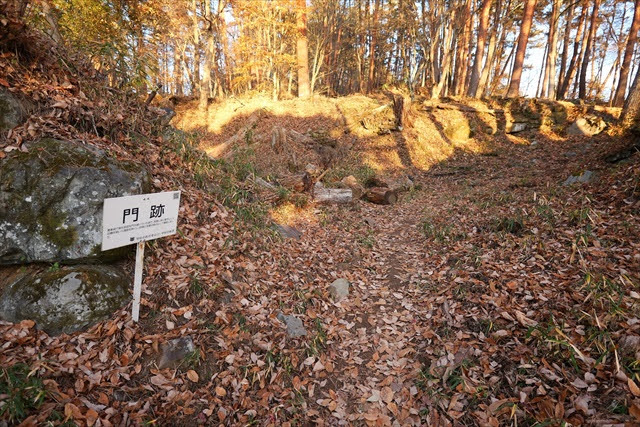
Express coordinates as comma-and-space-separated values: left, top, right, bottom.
287, 134, 638, 425
2, 128, 637, 426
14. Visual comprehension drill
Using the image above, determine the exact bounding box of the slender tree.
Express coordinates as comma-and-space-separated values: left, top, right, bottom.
578, 0, 600, 99
557, 0, 575, 93
191, 0, 201, 96
621, 69, 640, 126
612, 0, 640, 106
296, 0, 311, 97
542, 0, 561, 98
558, 0, 589, 98
367, 0, 381, 93
467, 0, 492, 97
507, 0, 537, 97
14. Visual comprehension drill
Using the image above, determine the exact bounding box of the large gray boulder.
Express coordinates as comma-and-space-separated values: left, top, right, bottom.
0, 89, 25, 131
0, 265, 129, 336
0, 138, 150, 264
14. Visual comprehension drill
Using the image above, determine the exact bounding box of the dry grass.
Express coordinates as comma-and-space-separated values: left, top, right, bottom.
172, 93, 617, 185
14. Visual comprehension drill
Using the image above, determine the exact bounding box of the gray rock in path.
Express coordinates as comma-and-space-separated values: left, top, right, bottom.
329, 278, 350, 301
158, 336, 196, 369
507, 122, 527, 133
277, 312, 307, 337
567, 115, 606, 136
563, 170, 595, 186
0, 89, 25, 131
0, 138, 150, 264
0, 265, 129, 336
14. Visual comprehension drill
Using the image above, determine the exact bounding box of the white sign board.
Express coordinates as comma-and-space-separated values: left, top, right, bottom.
101, 191, 181, 251
101, 190, 181, 322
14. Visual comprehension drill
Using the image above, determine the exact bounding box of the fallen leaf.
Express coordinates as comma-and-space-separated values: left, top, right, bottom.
187, 370, 199, 382
629, 378, 640, 397
381, 386, 394, 403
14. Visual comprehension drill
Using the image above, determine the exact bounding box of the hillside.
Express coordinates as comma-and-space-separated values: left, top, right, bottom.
1, 34, 640, 427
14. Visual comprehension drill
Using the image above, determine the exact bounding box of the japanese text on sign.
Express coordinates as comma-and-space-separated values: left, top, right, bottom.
101, 191, 181, 251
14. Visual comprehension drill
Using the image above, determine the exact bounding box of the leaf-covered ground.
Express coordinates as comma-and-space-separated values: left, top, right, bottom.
3, 105, 640, 426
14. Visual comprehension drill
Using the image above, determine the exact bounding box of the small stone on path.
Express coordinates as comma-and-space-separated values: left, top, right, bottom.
563, 170, 595, 186
329, 278, 350, 301
277, 312, 307, 337
158, 336, 195, 369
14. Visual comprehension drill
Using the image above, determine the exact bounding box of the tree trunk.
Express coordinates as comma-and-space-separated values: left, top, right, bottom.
579, 0, 600, 99
557, 0, 588, 99
506, 0, 537, 97
479, 0, 506, 96
557, 1, 575, 92
612, 0, 640, 107
545, 0, 561, 98
453, 0, 472, 96
173, 43, 184, 96
364, 187, 398, 205
621, 69, 640, 127
314, 186, 353, 204
191, 0, 200, 96
468, 0, 492, 97
217, 0, 229, 98
199, 0, 213, 110
296, 0, 311, 97
367, 0, 381, 93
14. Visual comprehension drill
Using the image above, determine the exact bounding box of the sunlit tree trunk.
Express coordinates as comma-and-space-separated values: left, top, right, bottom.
479, 0, 506, 96
296, 0, 311, 97
557, 1, 575, 93
199, 0, 214, 110
543, 0, 560, 99
613, 0, 640, 107
579, 0, 600, 99
558, 0, 588, 99
367, 0, 380, 93
453, 0, 472, 96
468, 0, 492, 97
507, 0, 537, 97
173, 43, 184, 96
191, 0, 200, 96
621, 69, 640, 127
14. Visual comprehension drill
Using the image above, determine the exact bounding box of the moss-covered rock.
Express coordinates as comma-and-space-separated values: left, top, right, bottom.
0, 89, 25, 131
0, 264, 129, 336
0, 138, 150, 264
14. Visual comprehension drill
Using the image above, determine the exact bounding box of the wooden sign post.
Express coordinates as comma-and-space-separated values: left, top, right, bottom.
101, 191, 181, 322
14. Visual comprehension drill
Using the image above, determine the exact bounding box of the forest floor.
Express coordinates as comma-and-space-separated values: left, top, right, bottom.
2, 78, 640, 425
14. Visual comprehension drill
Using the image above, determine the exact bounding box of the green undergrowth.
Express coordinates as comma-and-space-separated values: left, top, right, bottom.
0, 364, 48, 423
164, 129, 270, 232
